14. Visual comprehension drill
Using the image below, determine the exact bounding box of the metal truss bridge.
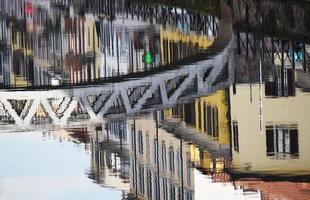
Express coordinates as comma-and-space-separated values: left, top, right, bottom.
0, 39, 233, 125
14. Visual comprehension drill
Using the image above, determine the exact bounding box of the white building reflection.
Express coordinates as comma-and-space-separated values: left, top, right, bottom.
230, 84, 310, 176
88, 115, 195, 200
128, 115, 194, 200
86, 112, 262, 200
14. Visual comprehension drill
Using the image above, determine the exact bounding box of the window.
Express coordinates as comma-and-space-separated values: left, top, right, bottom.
120, 121, 127, 141
88, 27, 90, 46
233, 121, 239, 152
203, 102, 207, 133
207, 105, 212, 135
198, 101, 202, 130
154, 174, 159, 200
266, 125, 299, 159
212, 107, 219, 138
184, 103, 195, 125
138, 131, 143, 155
186, 153, 191, 185
161, 142, 167, 171
131, 126, 135, 151
265, 68, 295, 97
131, 157, 136, 189
0, 54, 2, 75
139, 164, 145, 195
170, 184, 175, 200
169, 147, 175, 173
162, 178, 168, 200
178, 187, 183, 200
154, 139, 158, 164
186, 191, 193, 200
172, 107, 181, 118
206, 105, 219, 138
146, 133, 150, 161
177, 150, 182, 178
147, 169, 152, 200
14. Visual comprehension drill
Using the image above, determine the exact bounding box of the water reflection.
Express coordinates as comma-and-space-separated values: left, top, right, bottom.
89, 124, 130, 192
1, 0, 310, 199
85, 100, 310, 199
84, 115, 259, 199
230, 85, 310, 176
1, 94, 310, 199
0, 0, 220, 88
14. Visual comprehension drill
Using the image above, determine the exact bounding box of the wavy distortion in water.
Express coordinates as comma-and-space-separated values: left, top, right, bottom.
1, 0, 310, 200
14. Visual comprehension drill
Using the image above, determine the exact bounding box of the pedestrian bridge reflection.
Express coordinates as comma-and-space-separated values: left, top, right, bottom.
0, 40, 232, 125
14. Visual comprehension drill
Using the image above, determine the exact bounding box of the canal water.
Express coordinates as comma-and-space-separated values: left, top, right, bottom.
1, 0, 310, 199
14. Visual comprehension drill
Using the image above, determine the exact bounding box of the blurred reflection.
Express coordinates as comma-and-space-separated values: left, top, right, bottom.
84, 113, 262, 199
230, 84, 310, 176
87, 116, 195, 199
0, 0, 219, 88
266, 124, 299, 159
230, 24, 310, 179
1, 0, 310, 200
89, 124, 130, 193
128, 116, 194, 200
1, 96, 310, 199
160, 89, 231, 157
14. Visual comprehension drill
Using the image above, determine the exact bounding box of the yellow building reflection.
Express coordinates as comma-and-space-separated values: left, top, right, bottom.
163, 89, 230, 145
195, 89, 230, 145
160, 25, 215, 65
162, 89, 232, 184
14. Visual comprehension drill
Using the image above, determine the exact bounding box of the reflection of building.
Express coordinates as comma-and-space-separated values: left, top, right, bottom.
41, 127, 91, 148
163, 89, 230, 146
10, 28, 34, 87
64, 14, 101, 84
0, 45, 12, 86
1, 0, 56, 87
194, 90, 230, 145
265, 68, 295, 97
97, 18, 161, 77
160, 26, 215, 65
0, 12, 11, 86
190, 144, 231, 182
89, 122, 130, 193
230, 84, 310, 175
265, 124, 299, 159
128, 115, 194, 200
0, 0, 220, 88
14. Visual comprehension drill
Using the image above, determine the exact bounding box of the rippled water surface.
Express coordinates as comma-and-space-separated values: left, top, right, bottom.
1, 0, 310, 199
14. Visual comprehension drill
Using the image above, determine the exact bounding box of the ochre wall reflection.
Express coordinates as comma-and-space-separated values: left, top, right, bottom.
230, 84, 310, 175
